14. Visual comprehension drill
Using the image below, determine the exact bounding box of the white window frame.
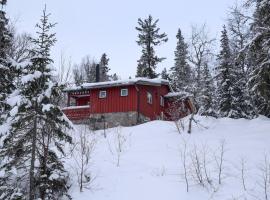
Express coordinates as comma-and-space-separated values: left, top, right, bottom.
160, 96, 164, 107
120, 88, 128, 97
147, 92, 152, 104
99, 90, 107, 99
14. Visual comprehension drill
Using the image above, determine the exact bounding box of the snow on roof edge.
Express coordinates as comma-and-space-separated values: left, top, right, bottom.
164, 91, 192, 98
64, 78, 170, 92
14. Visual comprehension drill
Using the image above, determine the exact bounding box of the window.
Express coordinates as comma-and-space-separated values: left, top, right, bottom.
160, 96, 164, 107
99, 90, 107, 98
147, 92, 152, 104
120, 89, 128, 97
70, 98, 76, 106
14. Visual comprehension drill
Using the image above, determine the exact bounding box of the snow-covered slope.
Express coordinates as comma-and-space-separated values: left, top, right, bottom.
67, 116, 270, 200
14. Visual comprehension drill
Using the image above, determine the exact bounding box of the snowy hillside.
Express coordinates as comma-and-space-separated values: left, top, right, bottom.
67, 116, 270, 200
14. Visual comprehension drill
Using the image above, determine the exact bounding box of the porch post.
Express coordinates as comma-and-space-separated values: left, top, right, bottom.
67, 93, 70, 107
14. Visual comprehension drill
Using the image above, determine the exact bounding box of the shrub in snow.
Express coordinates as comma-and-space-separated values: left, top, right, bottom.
107, 126, 128, 167
71, 125, 96, 192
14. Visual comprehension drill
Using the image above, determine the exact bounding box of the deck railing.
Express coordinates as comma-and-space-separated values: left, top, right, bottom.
62, 105, 91, 121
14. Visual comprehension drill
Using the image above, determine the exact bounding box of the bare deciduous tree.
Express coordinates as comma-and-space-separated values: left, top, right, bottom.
107, 126, 128, 167
258, 154, 270, 200
180, 139, 189, 192
214, 140, 226, 185
190, 145, 204, 186
8, 28, 33, 63
72, 126, 96, 192
240, 157, 247, 191
73, 56, 97, 85
57, 52, 73, 85
202, 144, 212, 186
189, 24, 215, 104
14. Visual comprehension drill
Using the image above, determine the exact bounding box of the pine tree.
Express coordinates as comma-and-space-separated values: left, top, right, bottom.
73, 63, 84, 85
227, 4, 256, 119
161, 68, 170, 80
0, 0, 7, 7
216, 26, 236, 117
109, 73, 120, 81
82, 56, 96, 83
0, 7, 72, 200
99, 53, 110, 82
170, 28, 192, 92
135, 15, 168, 78
0, 1, 13, 125
199, 63, 216, 116
248, 0, 270, 117
73, 56, 97, 85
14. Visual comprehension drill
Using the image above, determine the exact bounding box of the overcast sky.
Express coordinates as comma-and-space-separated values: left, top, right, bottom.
7, 0, 238, 79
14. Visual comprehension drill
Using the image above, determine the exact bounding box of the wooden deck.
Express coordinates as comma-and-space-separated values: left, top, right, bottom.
62, 105, 91, 121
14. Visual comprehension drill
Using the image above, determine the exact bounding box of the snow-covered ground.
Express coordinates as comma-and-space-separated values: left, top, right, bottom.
66, 115, 270, 200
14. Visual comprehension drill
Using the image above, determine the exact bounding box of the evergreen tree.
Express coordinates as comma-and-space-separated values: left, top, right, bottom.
227, 4, 256, 119
73, 56, 97, 85
0, 1, 13, 125
199, 63, 216, 116
82, 56, 96, 83
99, 53, 110, 82
170, 28, 191, 91
135, 15, 168, 78
248, 0, 270, 117
0, 0, 7, 7
109, 73, 120, 81
73, 63, 84, 85
216, 26, 236, 117
161, 68, 170, 80
0, 7, 72, 200
136, 60, 145, 77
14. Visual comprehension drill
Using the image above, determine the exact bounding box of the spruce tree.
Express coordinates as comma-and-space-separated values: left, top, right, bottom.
0, 7, 72, 200
0, 0, 7, 6
99, 53, 110, 82
161, 68, 170, 80
216, 26, 235, 117
248, 0, 270, 117
227, 4, 256, 119
73, 56, 97, 85
135, 15, 168, 78
0, 0, 13, 124
170, 28, 192, 92
199, 63, 216, 117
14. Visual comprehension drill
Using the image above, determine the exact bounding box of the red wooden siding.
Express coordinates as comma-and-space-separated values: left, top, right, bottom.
164, 98, 192, 120
76, 96, 90, 106
89, 85, 138, 114
63, 106, 91, 121
137, 85, 170, 120
63, 82, 193, 123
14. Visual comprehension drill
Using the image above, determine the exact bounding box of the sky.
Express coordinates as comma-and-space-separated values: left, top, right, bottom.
7, 0, 238, 79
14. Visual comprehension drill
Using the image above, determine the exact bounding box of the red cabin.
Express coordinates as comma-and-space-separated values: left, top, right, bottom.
63, 78, 195, 128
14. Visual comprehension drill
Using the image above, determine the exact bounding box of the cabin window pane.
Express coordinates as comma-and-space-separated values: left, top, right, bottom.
120, 89, 128, 96
147, 92, 152, 104
160, 96, 164, 107
70, 97, 76, 106
99, 90, 107, 98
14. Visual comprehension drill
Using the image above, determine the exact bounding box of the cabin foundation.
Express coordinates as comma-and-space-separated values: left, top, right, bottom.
86, 112, 150, 129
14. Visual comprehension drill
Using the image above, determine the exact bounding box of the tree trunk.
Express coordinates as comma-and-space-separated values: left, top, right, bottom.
29, 116, 37, 200
40, 126, 51, 200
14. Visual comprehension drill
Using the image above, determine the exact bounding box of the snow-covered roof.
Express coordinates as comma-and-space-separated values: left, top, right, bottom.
64, 78, 171, 92
164, 91, 192, 98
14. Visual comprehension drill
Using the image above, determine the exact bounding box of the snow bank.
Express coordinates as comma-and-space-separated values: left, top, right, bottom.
67, 116, 270, 200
